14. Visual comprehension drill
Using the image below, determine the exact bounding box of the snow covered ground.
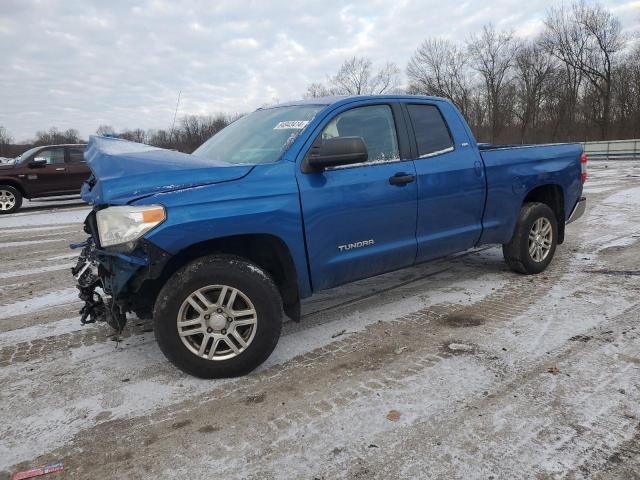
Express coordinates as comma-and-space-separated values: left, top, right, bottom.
0, 161, 639, 479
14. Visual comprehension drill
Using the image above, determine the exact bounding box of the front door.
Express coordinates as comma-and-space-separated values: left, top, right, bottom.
24, 147, 68, 196
296, 102, 418, 291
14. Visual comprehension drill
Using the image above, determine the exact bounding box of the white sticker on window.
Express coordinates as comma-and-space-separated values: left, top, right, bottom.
273, 120, 309, 130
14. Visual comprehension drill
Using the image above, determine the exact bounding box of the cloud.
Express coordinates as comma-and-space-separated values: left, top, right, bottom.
0, 0, 637, 141
224, 37, 260, 49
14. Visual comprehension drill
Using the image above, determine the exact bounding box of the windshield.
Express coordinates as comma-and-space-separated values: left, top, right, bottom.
192, 105, 325, 165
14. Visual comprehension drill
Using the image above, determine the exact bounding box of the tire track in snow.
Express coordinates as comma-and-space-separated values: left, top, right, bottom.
0, 287, 79, 318
0, 262, 74, 280
0, 239, 60, 249
336, 303, 640, 480
10, 250, 633, 480
0, 242, 568, 474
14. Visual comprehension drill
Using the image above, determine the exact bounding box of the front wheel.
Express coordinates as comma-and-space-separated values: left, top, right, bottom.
502, 202, 558, 275
0, 185, 22, 214
153, 255, 283, 378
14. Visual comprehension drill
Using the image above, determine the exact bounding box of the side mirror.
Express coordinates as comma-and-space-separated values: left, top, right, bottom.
304, 137, 368, 172
28, 158, 47, 168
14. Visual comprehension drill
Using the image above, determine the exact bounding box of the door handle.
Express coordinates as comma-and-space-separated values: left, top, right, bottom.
55, 167, 66, 171
389, 173, 415, 186
473, 161, 482, 177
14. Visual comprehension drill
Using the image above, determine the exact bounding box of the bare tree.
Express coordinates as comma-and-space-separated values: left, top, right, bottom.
466, 88, 488, 139
33, 127, 82, 146
513, 41, 556, 142
119, 128, 147, 144
407, 38, 474, 117
331, 57, 371, 94
612, 44, 640, 138
176, 114, 236, 152
147, 129, 174, 149
0, 126, 13, 156
0, 126, 12, 144
304, 82, 332, 99
467, 24, 520, 142
542, 1, 625, 139
96, 125, 116, 136
333, 57, 400, 94
306, 57, 401, 97
368, 61, 402, 94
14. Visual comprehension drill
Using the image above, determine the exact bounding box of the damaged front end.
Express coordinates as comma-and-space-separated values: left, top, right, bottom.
72, 238, 110, 327
71, 211, 171, 332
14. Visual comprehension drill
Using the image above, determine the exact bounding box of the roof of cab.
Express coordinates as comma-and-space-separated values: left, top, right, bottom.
264, 94, 448, 109
33, 143, 87, 148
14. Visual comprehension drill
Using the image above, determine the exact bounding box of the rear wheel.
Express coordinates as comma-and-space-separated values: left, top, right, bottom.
0, 185, 22, 214
153, 255, 283, 378
503, 202, 558, 275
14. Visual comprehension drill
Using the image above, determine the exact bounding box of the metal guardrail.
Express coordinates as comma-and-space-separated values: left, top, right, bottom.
582, 139, 640, 161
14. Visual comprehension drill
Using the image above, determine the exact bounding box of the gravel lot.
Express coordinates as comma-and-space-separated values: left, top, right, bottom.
1, 162, 639, 479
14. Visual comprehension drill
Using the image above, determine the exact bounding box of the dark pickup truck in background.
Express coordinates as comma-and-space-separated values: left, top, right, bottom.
0, 144, 89, 214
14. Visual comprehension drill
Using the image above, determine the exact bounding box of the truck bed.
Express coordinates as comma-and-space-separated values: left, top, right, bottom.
477, 142, 584, 245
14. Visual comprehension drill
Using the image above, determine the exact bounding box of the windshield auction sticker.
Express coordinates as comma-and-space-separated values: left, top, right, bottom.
273, 121, 309, 130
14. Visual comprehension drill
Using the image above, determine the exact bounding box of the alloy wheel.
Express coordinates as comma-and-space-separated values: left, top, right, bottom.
528, 217, 552, 262
177, 285, 258, 361
0, 190, 16, 211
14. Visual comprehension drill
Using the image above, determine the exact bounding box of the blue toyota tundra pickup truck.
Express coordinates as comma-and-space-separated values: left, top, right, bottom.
72, 95, 587, 378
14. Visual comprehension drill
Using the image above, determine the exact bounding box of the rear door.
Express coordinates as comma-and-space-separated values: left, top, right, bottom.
296, 101, 418, 291
64, 146, 90, 192
24, 147, 67, 196
401, 101, 486, 262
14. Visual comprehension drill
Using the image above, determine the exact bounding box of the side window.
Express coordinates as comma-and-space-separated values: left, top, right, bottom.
407, 104, 453, 158
33, 148, 65, 165
67, 147, 85, 164
320, 105, 399, 164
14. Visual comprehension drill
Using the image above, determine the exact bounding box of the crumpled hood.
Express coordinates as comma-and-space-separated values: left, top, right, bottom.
82, 136, 253, 204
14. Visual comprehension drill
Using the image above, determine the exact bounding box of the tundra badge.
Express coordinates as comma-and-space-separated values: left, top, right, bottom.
338, 239, 375, 252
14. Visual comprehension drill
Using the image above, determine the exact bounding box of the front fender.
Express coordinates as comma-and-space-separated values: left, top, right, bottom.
0, 177, 26, 196
136, 161, 312, 298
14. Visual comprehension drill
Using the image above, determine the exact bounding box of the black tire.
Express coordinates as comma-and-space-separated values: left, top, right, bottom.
153, 254, 283, 378
502, 202, 558, 275
0, 185, 22, 214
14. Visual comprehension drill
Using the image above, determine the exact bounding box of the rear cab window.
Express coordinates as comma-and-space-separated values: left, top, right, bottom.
406, 104, 453, 158
67, 147, 85, 163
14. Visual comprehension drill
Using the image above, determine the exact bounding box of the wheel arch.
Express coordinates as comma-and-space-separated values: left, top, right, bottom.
138, 233, 301, 321
522, 184, 565, 244
0, 179, 27, 198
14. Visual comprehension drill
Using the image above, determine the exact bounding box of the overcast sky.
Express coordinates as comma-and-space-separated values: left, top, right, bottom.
0, 0, 638, 141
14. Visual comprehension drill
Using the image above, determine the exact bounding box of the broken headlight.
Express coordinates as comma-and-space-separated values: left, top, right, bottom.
96, 205, 165, 250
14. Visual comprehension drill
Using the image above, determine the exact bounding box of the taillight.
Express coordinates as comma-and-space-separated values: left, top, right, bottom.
580, 152, 587, 183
